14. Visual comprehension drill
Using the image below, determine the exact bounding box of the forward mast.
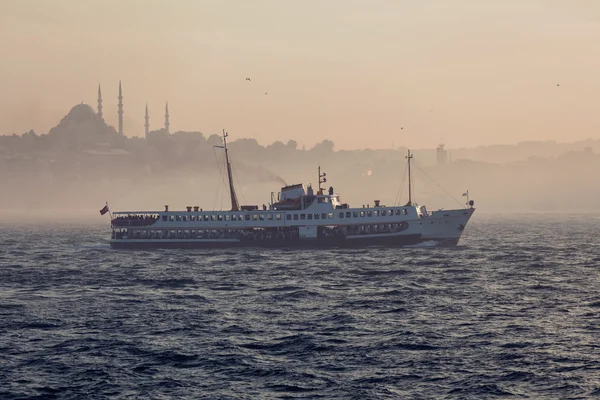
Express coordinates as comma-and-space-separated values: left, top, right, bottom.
215, 129, 240, 211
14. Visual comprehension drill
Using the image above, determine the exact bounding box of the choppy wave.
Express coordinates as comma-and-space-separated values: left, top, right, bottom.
1, 214, 600, 398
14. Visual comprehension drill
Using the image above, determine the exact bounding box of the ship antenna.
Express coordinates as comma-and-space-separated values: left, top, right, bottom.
217, 129, 240, 211
318, 165, 327, 193
318, 165, 321, 192
406, 149, 413, 206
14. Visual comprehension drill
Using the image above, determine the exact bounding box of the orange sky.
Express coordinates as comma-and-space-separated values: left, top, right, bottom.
1, 0, 599, 149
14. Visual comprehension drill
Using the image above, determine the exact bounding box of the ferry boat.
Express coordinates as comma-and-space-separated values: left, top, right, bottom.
105, 131, 475, 249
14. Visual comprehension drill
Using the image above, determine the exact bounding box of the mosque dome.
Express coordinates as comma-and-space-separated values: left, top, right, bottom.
48, 101, 116, 141
65, 103, 98, 123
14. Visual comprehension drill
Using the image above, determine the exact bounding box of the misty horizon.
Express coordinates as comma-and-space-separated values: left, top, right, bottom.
2, 110, 600, 215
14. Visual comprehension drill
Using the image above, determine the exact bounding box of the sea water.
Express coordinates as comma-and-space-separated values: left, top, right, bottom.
1, 214, 599, 399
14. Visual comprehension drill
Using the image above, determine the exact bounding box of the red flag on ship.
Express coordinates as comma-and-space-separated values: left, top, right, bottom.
99, 205, 109, 215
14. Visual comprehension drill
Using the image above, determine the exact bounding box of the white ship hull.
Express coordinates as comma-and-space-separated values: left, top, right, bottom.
109, 206, 474, 249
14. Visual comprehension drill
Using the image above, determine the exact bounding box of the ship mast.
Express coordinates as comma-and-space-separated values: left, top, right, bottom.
406, 149, 413, 206
219, 129, 239, 211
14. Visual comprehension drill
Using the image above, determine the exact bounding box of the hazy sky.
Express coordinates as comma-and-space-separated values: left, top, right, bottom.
1, 0, 599, 149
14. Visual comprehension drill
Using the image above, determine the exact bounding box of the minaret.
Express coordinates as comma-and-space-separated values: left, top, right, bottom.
144, 103, 150, 137
164, 102, 170, 134
97, 84, 103, 121
118, 80, 124, 135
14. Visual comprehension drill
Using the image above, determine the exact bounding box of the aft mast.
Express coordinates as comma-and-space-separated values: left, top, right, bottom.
406, 149, 413, 207
318, 165, 327, 195
219, 129, 240, 211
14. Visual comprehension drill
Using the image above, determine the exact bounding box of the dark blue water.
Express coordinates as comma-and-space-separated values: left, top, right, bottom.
1, 214, 600, 399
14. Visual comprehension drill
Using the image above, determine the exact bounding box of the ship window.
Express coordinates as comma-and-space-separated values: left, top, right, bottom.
308, 214, 313, 220
252, 214, 258, 221
374, 210, 379, 217
322, 213, 327, 219
162, 216, 167, 221
346, 211, 351, 218
225, 215, 230, 221
210, 215, 216, 221
328, 212, 334, 219
216, 215, 221, 221
286, 214, 291, 220
268, 214, 273, 220
170, 216, 175, 221
202, 215, 207, 221
245, 214, 251, 221
300, 214, 306, 220
367, 211, 372, 217
259, 214, 265, 221
339, 212, 344, 219
276, 214, 282, 220
231, 215, 237, 221
190, 216, 195, 221
353, 211, 358, 218
314, 213, 320, 220
293, 214, 299, 220
402, 209, 408, 215
183, 216, 188, 221
360, 211, 365, 217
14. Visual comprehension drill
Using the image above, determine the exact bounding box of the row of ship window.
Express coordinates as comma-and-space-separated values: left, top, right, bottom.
160, 208, 410, 223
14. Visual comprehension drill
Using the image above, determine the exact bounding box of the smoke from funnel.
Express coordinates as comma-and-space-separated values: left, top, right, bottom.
275, 176, 287, 186
232, 162, 287, 186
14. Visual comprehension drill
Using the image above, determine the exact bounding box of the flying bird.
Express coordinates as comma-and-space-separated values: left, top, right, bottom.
265, 92, 268, 95
246, 78, 251, 81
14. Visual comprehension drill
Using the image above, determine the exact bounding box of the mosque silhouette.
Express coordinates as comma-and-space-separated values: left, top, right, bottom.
51, 81, 171, 144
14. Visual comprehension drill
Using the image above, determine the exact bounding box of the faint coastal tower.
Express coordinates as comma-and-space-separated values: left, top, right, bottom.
164, 102, 170, 134
118, 81, 124, 135
144, 103, 150, 137
97, 84, 103, 121
436, 143, 448, 166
